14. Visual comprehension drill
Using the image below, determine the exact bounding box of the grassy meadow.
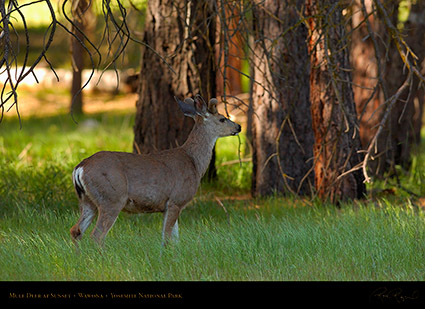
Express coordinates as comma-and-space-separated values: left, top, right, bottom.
1, 103, 425, 281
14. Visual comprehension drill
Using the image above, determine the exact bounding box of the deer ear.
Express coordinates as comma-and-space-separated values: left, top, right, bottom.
175, 96, 197, 119
194, 94, 208, 116
208, 98, 218, 114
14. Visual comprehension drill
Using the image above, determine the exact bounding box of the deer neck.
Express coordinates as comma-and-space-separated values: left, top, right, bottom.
182, 120, 217, 179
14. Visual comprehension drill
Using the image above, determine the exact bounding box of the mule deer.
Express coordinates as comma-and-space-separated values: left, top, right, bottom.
70, 95, 241, 245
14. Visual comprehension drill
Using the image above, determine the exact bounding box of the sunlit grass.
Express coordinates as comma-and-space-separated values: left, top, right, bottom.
2, 195, 424, 281
1, 111, 425, 281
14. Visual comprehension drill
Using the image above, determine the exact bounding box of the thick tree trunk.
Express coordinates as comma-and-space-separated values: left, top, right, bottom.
133, 0, 216, 166
384, 2, 425, 170
216, 3, 243, 96
306, 0, 366, 202
251, 0, 314, 197
351, 0, 425, 176
351, 0, 383, 153
406, 2, 425, 145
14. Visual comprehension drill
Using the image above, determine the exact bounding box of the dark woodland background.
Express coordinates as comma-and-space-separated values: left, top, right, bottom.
1, 0, 425, 204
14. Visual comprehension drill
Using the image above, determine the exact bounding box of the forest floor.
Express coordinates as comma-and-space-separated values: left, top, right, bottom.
4, 84, 249, 124
3, 86, 137, 118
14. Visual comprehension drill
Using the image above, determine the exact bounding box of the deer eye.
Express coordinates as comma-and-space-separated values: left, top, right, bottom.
219, 118, 226, 123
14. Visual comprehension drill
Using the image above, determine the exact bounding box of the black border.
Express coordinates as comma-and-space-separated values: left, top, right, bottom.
2, 281, 424, 305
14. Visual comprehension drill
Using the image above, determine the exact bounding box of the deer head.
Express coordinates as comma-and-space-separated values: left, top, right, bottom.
175, 94, 241, 137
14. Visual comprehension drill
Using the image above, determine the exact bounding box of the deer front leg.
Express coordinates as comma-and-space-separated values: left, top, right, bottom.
162, 201, 181, 246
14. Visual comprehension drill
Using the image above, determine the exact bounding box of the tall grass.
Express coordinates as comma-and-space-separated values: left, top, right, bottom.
1, 112, 425, 281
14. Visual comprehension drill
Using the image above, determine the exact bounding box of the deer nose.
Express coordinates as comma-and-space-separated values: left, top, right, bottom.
236, 124, 241, 132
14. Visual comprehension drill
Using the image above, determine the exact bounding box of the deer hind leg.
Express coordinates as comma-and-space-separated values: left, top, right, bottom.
70, 198, 97, 243
162, 201, 181, 246
90, 201, 125, 245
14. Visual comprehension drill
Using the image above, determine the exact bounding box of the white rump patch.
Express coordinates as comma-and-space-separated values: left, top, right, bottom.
72, 166, 86, 194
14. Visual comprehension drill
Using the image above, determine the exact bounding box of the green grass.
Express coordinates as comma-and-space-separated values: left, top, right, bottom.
1, 111, 425, 281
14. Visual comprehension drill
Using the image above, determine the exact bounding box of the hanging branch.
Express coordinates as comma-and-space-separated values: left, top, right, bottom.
360, 0, 425, 183
0, 0, 58, 124
338, 0, 425, 184
0, 0, 148, 122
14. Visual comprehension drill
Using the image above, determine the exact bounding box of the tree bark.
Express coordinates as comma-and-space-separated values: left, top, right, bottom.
306, 0, 366, 202
251, 0, 314, 197
383, 1, 425, 170
216, 2, 243, 96
133, 0, 216, 168
351, 0, 383, 154
405, 1, 425, 145
351, 0, 425, 176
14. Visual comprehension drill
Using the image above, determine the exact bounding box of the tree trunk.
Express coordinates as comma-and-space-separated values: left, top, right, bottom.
384, 1, 425, 171
70, 0, 91, 116
351, 0, 425, 176
133, 0, 216, 170
406, 1, 425, 145
306, 0, 366, 202
216, 2, 243, 96
251, 0, 314, 197
351, 0, 383, 154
